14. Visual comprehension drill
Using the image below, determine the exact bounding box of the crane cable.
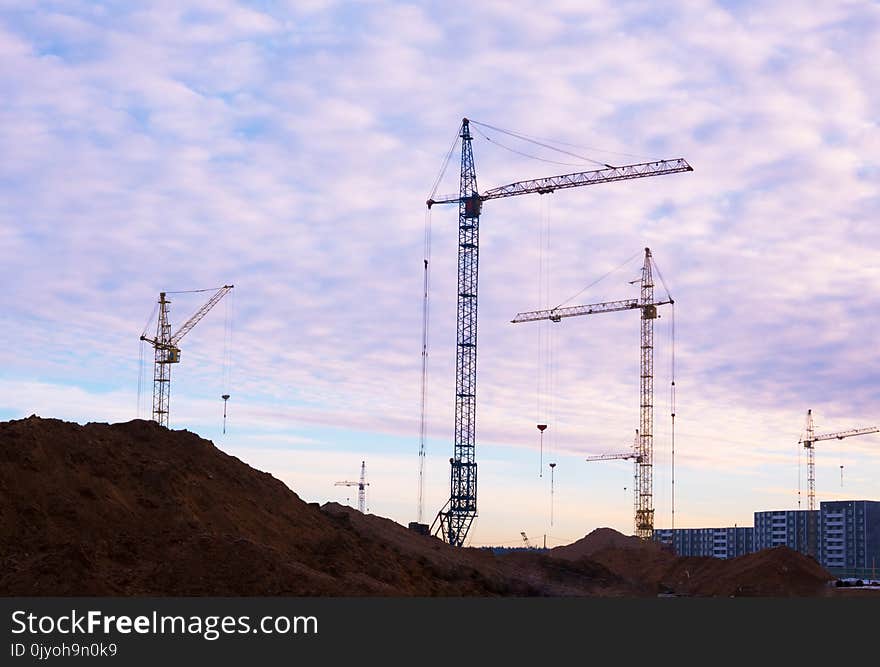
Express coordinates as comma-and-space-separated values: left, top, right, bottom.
670, 301, 676, 532
472, 125, 590, 168
221, 289, 234, 434
650, 255, 676, 531
553, 250, 643, 311
137, 340, 144, 419
470, 119, 653, 162
536, 195, 546, 475
426, 124, 462, 203
417, 205, 432, 523
137, 300, 159, 419
536, 194, 555, 477
165, 286, 226, 295
470, 120, 612, 168
547, 197, 558, 471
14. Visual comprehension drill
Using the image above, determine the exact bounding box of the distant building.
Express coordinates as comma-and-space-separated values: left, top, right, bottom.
653, 527, 754, 559
819, 500, 880, 578
753, 509, 818, 558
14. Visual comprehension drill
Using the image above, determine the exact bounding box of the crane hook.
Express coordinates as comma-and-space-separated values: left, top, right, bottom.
221, 394, 230, 434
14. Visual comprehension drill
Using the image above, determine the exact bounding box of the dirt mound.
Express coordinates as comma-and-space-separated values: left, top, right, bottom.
550, 527, 664, 561
319, 503, 632, 597
587, 544, 835, 597
680, 546, 835, 597
0, 416, 837, 597
0, 416, 627, 596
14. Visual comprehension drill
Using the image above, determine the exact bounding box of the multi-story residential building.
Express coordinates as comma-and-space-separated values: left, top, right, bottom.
753, 509, 818, 557
819, 500, 880, 578
650, 501, 878, 575
653, 527, 754, 558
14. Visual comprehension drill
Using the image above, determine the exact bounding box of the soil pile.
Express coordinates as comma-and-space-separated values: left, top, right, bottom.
0, 416, 837, 597
0, 416, 625, 596
586, 542, 835, 597
320, 503, 629, 597
550, 527, 666, 560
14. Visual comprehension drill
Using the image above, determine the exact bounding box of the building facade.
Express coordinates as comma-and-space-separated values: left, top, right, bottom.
819, 500, 880, 578
653, 527, 754, 559
651, 501, 878, 574
753, 509, 818, 557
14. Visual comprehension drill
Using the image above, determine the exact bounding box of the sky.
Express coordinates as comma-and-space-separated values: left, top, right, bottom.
1, 0, 878, 547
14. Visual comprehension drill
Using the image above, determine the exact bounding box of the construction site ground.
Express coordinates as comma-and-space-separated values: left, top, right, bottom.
0, 416, 860, 597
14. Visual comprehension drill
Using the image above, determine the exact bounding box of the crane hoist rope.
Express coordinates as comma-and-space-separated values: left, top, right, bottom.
416, 205, 433, 525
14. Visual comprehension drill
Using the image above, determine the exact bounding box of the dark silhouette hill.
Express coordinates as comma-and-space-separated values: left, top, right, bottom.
0, 416, 837, 597
0, 416, 626, 596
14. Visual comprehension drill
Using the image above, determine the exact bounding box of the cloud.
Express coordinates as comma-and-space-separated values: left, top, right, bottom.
1, 0, 878, 543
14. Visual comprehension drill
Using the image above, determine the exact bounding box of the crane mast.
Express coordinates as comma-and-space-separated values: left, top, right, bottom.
636, 252, 657, 538
140, 285, 233, 428
427, 118, 691, 547
512, 249, 669, 539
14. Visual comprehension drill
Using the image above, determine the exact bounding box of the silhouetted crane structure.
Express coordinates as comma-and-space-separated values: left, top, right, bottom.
513, 249, 671, 539
426, 118, 691, 547
335, 461, 370, 513
799, 410, 877, 558
799, 410, 878, 512
140, 285, 234, 428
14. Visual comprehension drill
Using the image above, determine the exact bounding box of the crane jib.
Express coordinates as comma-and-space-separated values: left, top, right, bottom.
426, 159, 692, 208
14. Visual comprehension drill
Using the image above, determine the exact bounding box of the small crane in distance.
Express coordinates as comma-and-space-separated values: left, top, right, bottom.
139, 284, 234, 428
800, 409, 878, 512
335, 461, 370, 513
799, 409, 878, 511
799, 409, 878, 558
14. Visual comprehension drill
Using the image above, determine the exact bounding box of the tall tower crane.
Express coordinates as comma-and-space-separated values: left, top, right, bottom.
800, 409, 878, 512
139, 285, 234, 428
426, 118, 691, 547
335, 461, 370, 513
512, 249, 670, 539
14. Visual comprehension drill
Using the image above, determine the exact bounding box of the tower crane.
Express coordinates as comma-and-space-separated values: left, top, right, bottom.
139, 285, 234, 428
426, 118, 691, 547
799, 410, 877, 559
512, 249, 671, 539
335, 461, 370, 513
800, 409, 878, 512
